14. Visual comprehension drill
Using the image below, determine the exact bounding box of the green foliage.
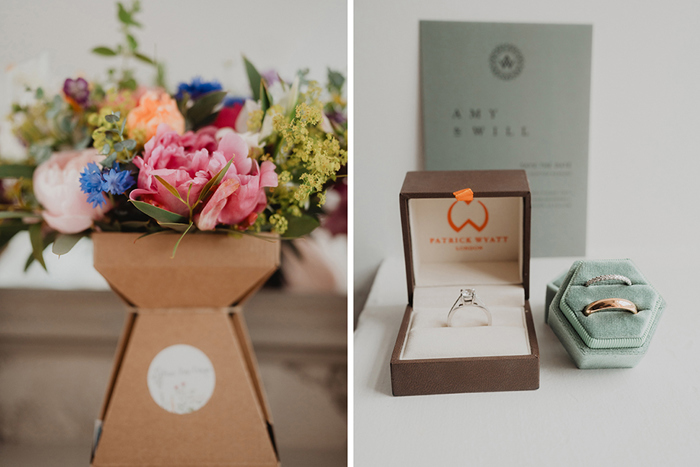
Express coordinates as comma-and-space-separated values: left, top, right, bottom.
92, 0, 164, 90
327, 68, 345, 93
92, 47, 117, 56
92, 111, 136, 166
130, 200, 186, 224
186, 91, 226, 131
52, 233, 84, 256
28, 223, 48, 271
282, 214, 320, 238
0, 165, 35, 179
243, 55, 262, 101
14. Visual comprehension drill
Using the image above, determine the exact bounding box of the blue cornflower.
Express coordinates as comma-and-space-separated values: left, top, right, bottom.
79, 162, 104, 194
86, 190, 107, 208
175, 77, 223, 100
102, 166, 134, 195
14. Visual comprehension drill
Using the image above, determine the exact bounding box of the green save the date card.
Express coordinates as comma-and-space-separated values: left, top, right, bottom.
421, 21, 592, 257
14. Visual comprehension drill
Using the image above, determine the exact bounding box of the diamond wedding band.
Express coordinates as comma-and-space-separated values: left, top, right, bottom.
447, 288, 492, 327
584, 274, 632, 287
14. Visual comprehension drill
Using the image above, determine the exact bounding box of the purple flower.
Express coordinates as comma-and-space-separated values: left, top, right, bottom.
175, 77, 223, 100
79, 162, 103, 194
261, 69, 279, 86
102, 166, 135, 195
327, 110, 346, 126
63, 78, 90, 107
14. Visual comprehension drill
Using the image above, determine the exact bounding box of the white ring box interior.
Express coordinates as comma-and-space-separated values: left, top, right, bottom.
401, 197, 530, 360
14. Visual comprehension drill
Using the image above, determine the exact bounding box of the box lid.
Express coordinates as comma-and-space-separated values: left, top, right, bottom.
400, 170, 531, 305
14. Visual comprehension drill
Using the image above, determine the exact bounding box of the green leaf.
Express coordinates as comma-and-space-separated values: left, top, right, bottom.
134, 52, 154, 65
157, 222, 191, 232
120, 117, 127, 136
101, 144, 111, 155
243, 55, 262, 101
28, 223, 47, 271
187, 91, 226, 129
24, 251, 35, 272
0, 164, 35, 178
105, 114, 119, 123
327, 68, 345, 92
282, 215, 320, 238
156, 62, 167, 88
134, 229, 169, 242
196, 158, 233, 205
171, 222, 193, 258
123, 139, 136, 150
75, 132, 91, 149
0, 221, 28, 251
260, 80, 271, 114
46, 95, 64, 119
126, 34, 138, 51
35, 87, 44, 99
117, 2, 141, 26
113, 141, 124, 152
154, 175, 186, 206
52, 233, 83, 256
101, 152, 118, 168
130, 200, 186, 223
119, 77, 137, 91
0, 211, 39, 219
92, 46, 117, 56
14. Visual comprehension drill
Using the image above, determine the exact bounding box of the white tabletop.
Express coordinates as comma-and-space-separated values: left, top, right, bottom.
354, 257, 699, 466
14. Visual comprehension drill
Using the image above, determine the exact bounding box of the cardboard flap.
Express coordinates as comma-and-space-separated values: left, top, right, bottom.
92, 312, 278, 467
93, 232, 280, 308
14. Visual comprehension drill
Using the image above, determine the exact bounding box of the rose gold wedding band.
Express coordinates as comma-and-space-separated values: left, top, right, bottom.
583, 298, 638, 317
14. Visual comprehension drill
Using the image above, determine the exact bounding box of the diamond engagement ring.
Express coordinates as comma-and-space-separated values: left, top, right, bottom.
447, 288, 492, 327
584, 274, 632, 287
583, 298, 638, 316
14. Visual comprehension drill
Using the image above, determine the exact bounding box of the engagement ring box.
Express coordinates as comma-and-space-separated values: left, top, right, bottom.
546, 259, 665, 369
391, 170, 539, 396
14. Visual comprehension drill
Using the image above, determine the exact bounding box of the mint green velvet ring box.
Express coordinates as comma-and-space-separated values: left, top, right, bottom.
545, 259, 665, 369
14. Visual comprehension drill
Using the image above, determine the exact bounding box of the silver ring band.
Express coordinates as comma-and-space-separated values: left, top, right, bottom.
447, 288, 492, 327
584, 274, 632, 287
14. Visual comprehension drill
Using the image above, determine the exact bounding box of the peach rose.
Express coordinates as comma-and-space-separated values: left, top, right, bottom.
126, 90, 185, 143
33, 149, 110, 234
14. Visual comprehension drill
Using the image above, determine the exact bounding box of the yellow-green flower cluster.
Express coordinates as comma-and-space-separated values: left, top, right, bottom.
90, 108, 131, 161
272, 82, 347, 208
268, 213, 288, 235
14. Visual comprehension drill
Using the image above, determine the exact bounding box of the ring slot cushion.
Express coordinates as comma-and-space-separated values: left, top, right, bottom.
545, 259, 665, 369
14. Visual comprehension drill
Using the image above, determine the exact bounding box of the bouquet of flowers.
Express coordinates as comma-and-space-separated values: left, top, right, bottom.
0, 1, 347, 267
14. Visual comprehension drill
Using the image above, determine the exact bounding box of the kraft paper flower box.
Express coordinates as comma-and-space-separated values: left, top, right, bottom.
90, 232, 280, 467
545, 259, 666, 369
391, 170, 539, 396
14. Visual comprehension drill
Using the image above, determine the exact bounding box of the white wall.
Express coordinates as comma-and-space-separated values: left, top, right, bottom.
354, 0, 700, 316
0, 0, 346, 115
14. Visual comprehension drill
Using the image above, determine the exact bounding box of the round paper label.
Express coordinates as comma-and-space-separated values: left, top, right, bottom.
147, 344, 216, 414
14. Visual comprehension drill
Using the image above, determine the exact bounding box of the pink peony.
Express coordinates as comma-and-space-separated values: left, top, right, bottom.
33, 149, 110, 234
130, 124, 278, 230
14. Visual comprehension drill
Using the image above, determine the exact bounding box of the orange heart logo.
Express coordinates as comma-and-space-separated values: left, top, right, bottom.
447, 200, 489, 232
